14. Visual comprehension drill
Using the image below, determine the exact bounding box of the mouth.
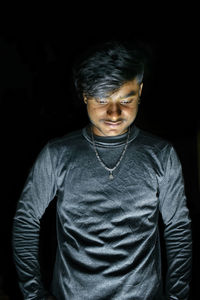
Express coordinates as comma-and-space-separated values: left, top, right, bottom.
104, 121, 123, 128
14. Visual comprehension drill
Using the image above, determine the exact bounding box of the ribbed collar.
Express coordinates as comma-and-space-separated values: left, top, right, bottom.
82, 123, 139, 148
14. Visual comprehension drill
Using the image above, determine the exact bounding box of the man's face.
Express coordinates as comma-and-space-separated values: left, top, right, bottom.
84, 79, 143, 136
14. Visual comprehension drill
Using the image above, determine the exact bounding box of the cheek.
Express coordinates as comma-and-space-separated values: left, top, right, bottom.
90, 105, 107, 115
87, 105, 103, 120
123, 106, 138, 118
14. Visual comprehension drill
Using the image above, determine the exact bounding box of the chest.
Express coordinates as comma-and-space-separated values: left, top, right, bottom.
56, 144, 161, 233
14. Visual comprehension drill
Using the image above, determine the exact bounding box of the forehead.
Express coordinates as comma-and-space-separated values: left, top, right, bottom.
107, 79, 140, 100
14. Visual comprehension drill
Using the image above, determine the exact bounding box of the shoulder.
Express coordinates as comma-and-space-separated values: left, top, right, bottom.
35, 129, 85, 169
134, 127, 177, 169
35, 129, 85, 165
47, 129, 84, 152
136, 127, 173, 154
135, 128, 181, 181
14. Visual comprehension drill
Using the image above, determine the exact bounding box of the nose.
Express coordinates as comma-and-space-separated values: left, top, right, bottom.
107, 102, 121, 118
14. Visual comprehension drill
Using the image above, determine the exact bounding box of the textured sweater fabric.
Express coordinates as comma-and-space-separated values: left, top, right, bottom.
13, 125, 192, 300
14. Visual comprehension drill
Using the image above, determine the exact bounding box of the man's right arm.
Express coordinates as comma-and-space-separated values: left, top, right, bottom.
12, 144, 57, 300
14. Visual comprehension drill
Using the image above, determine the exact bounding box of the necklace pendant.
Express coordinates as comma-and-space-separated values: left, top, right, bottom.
91, 126, 130, 181
109, 172, 114, 180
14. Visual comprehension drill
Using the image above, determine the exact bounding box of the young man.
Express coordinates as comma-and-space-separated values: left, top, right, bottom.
13, 41, 192, 299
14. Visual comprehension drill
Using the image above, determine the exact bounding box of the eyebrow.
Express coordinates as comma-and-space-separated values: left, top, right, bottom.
120, 91, 137, 99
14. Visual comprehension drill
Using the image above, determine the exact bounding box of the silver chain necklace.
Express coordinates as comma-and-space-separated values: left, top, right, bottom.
91, 126, 130, 180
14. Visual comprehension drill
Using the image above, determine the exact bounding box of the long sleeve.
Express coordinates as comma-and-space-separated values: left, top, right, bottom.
12, 144, 57, 300
159, 146, 192, 300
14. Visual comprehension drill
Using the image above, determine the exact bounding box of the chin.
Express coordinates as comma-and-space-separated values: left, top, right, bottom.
103, 127, 128, 137
105, 132, 120, 137
92, 121, 130, 137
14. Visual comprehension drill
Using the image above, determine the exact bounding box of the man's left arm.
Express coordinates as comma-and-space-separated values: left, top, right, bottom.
159, 146, 192, 300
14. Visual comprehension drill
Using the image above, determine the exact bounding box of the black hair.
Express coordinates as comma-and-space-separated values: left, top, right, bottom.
73, 40, 145, 100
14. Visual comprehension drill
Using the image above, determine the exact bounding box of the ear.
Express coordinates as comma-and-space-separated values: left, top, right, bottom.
139, 83, 143, 97
83, 94, 87, 104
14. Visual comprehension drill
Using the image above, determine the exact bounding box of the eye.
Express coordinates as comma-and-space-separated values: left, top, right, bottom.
96, 99, 108, 104
121, 100, 130, 104
120, 99, 133, 104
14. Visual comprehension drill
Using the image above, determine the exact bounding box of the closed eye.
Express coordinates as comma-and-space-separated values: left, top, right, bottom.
120, 99, 134, 104
95, 99, 108, 104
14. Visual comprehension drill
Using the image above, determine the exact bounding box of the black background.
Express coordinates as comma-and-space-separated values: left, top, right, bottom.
0, 5, 199, 299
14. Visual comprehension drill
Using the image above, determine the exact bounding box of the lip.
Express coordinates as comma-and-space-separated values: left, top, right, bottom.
104, 121, 123, 128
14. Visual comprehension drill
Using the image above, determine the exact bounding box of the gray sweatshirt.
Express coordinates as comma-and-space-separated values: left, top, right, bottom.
12, 125, 192, 300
